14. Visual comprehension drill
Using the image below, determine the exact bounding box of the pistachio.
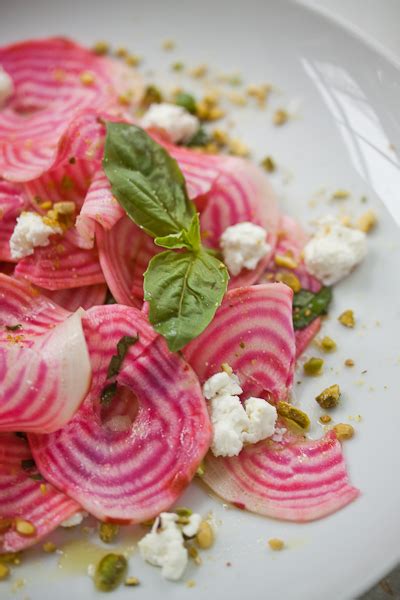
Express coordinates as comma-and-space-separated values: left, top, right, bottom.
273, 109, 288, 126
268, 538, 285, 551
195, 520, 214, 549
338, 310, 355, 328
319, 414, 332, 424
94, 554, 127, 592
42, 542, 57, 553
333, 423, 355, 441
0, 552, 21, 565
0, 563, 10, 580
79, 71, 95, 86
315, 384, 341, 409
175, 507, 193, 518
320, 336, 337, 352
277, 401, 310, 430
303, 357, 324, 376
15, 518, 36, 537
332, 189, 349, 200
124, 576, 140, 586
344, 358, 355, 367
92, 41, 110, 56
196, 462, 205, 477
53, 201, 76, 215
274, 254, 298, 270
99, 522, 120, 544
357, 210, 377, 233
261, 156, 276, 173
275, 271, 301, 293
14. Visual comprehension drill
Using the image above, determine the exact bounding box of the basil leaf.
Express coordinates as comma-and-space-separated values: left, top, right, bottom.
144, 249, 228, 352
5, 324, 22, 331
185, 126, 210, 148
107, 335, 139, 378
21, 459, 36, 471
103, 123, 194, 237
154, 213, 201, 251
293, 287, 333, 330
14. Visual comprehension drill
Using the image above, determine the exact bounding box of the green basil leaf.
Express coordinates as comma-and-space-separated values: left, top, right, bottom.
185, 126, 210, 148
155, 213, 201, 251
21, 459, 36, 471
5, 324, 22, 331
103, 122, 194, 237
293, 287, 333, 330
144, 249, 229, 352
107, 335, 139, 379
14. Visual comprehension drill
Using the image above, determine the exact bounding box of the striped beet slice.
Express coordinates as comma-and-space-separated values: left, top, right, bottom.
97, 217, 158, 307
15, 230, 105, 290
200, 156, 280, 287
0, 433, 80, 552
202, 430, 359, 522
40, 283, 107, 311
0, 274, 91, 432
0, 38, 142, 181
183, 283, 296, 400
0, 181, 27, 262
29, 304, 212, 523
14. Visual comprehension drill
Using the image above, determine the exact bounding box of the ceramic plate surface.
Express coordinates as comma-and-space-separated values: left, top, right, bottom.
1, 1, 400, 599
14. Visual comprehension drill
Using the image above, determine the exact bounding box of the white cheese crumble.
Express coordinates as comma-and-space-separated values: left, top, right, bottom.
141, 102, 199, 144
203, 369, 278, 457
303, 216, 367, 285
10, 212, 62, 260
0, 68, 13, 108
60, 511, 87, 528
138, 511, 200, 581
220, 221, 271, 276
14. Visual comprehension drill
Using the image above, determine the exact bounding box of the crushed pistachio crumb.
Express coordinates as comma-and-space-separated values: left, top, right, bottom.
189, 64, 207, 78
0, 552, 21, 565
171, 61, 184, 71
332, 189, 350, 200
40, 483, 47, 494
357, 210, 377, 233
261, 156, 276, 173
333, 423, 355, 441
0, 563, 10, 580
338, 310, 355, 328
274, 254, 297, 269
320, 336, 337, 352
99, 522, 120, 544
175, 507, 192, 518
319, 414, 332, 424
315, 384, 341, 409
187, 545, 202, 565
79, 71, 95, 86
273, 109, 288, 126
125, 54, 141, 67
15, 518, 36, 537
162, 39, 175, 51
227, 138, 250, 157
195, 520, 214, 549
227, 91, 247, 106
196, 462, 205, 477
303, 357, 324, 376
92, 41, 110, 55
212, 129, 229, 146
275, 271, 301, 293
124, 576, 140, 586
344, 358, 355, 367
268, 538, 285, 551
277, 401, 310, 430
42, 541, 57, 553
115, 47, 128, 58
247, 84, 271, 106
94, 554, 127, 592
39, 200, 52, 211
186, 579, 196, 588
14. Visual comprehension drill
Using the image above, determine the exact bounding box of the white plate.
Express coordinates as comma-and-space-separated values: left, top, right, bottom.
1, 1, 400, 599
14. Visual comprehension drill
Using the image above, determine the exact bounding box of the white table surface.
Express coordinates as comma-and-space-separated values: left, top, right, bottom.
299, 4, 400, 597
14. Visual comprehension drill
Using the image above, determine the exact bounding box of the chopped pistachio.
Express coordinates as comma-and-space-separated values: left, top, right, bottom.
141, 85, 163, 109
175, 507, 193, 518
228, 138, 250, 157
357, 210, 377, 233
40, 483, 47, 494
39, 200, 52, 210
275, 271, 301, 293
273, 109, 288, 126
42, 541, 57, 553
162, 39, 175, 51
227, 92, 247, 106
221, 363, 233, 375
247, 83, 271, 106
186, 579, 196, 588
124, 576, 140, 586
261, 156, 276, 173
115, 47, 128, 58
303, 357, 324, 376
195, 520, 214, 549
277, 401, 310, 430
125, 54, 141, 67
94, 554, 127, 592
189, 65, 207, 78
315, 384, 341, 409
319, 414, 332, 424
196, 461, 205, 477
338, 310, 355, 328
79, 71, 95, 86
320, 336, 337, 352
92, 41, 110, 55
15, 518, 36, 537
333, 423, 355, 441
332, 189, 349, 200
212, 129, 228, 146
0, 552, 21, 565
188, 545, 201, 562
274, 254, 297, 269
171, 61, 184, 71
344, 358, 355, 367
268, 538, 285, 551
0, 563, 10, 580
99, 522, 120, 544
53, 201, 76, 215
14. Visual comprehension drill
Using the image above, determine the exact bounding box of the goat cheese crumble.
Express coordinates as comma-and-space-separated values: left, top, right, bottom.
0, 68, 13, 108
138, 511, 201, 581
10, 212, 62, 260
220, 221, 271, 276
203, 369, 278, 457
60, 511, 87, 528
141, 102, 199, 144
303, 216, 367, 285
